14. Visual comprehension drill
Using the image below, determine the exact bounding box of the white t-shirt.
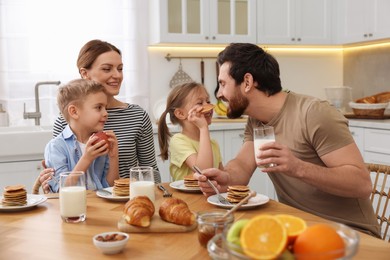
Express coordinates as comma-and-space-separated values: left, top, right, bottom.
77, 141, 97, 190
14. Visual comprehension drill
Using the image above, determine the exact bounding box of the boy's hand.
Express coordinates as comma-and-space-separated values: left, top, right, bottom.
84, 133, 110, 161
104, 130, 119, 158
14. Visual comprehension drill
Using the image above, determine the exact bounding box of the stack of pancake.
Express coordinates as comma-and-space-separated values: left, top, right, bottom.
184, 175, 199, 188
2, 184, 27, 206
227, 185, 250, 204
113, 178, 130, 196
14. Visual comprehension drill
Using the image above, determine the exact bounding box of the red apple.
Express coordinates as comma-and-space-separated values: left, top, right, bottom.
92, 131, 108, 145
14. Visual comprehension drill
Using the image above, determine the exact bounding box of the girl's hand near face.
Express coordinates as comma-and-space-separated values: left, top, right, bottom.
187, 105, 208, 129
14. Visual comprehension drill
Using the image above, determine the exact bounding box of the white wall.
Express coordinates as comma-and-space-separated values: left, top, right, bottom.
148, 47, 344, 122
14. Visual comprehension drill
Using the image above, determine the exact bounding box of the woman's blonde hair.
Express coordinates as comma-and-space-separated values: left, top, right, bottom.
57, 79, 106, 122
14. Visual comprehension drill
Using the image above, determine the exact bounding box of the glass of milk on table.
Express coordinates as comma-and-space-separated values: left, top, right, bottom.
254, 126, 276, 169
130, 166, 155, 203
59, 171, 86, 223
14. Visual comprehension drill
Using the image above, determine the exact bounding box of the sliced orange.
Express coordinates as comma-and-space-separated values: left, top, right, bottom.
240, 215, 287, 259
275, 214, 307, 245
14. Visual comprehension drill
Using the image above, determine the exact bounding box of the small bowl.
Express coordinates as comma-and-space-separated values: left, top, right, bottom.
208, 222, 359, 260
93, 231, 129, 255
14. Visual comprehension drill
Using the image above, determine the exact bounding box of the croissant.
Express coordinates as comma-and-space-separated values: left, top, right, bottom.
159, 197, 195, 226
375, 91, 390, 103
356, 91, 390, 104
123, 196, 155, 227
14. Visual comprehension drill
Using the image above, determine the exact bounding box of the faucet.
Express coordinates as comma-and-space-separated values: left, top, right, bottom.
23, 81, 61, 126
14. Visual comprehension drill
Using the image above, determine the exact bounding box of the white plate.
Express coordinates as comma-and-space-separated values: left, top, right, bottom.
169, 180, 201, 193
153, 97, 171, 124
207, 192, 269, 209
96, 187, 129, 202
0, 194, 47, 212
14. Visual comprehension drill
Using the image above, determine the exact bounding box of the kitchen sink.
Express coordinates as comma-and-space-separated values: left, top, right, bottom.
0, 125, 53, 161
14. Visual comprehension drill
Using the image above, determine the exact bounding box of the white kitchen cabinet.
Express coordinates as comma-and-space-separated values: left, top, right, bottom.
222, 129, 244, 161
336, 0, 390, 44
349, 120, 390, 166
350, 126, 364, 155
0, 160, 43, 193
257, 0, 333, 45
149, 0, 257, 44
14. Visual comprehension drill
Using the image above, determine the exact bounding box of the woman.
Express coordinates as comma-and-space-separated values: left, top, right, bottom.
39, 40, 160, 193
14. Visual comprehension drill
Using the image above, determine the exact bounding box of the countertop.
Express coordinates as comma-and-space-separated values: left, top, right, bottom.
348, 119, 390, 130
152, 118, 390, 134
152, 118, 247, 134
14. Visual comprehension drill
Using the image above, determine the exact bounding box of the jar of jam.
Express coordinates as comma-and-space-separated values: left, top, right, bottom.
197, 209, 234, 247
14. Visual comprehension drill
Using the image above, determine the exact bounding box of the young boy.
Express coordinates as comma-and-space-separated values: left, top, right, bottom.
45, 79, 119, 192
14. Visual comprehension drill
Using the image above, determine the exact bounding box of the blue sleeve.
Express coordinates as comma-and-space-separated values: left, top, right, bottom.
44, 138, 72, 192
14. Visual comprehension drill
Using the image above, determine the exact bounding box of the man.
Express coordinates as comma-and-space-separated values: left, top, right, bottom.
195, 43, 380, 237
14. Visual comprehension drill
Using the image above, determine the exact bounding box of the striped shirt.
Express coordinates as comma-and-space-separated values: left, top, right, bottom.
52, 104, 161, 183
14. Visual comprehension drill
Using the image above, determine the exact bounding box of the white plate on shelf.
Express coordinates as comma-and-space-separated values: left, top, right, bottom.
0, 194, 47, 212
207, 192, 269, 209
169, 180, 201, 193
153, 97, 170, 124
96, 187, 129, 202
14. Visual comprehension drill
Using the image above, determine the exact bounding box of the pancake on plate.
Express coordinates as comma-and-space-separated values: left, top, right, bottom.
113, 178, 130, 196
227, 185, 250, 204
2, 184, 27, 206
184, 175, 199, 188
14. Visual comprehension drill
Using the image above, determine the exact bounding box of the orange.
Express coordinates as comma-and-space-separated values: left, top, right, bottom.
240, 215, 287, 259
293, 224, 345, 260
275, 214, 307, 245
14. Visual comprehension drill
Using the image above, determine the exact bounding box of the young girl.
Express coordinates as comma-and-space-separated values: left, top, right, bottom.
158, 82, 223, 181
45, 79, 119, 192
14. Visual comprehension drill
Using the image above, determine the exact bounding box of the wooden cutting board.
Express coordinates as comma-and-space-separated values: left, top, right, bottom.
117, 213, 197, 233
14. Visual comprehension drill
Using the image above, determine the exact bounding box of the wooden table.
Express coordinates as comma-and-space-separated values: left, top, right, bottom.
1, 184, 389, 259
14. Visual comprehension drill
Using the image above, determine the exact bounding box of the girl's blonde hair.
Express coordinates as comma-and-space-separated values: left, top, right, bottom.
57, 79, 106, 122
158, 82, 206, 161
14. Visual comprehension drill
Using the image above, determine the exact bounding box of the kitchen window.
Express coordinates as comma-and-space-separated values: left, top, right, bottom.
0, 0, 150, 126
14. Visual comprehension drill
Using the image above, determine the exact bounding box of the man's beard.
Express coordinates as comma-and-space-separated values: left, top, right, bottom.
227, 92, 249, 119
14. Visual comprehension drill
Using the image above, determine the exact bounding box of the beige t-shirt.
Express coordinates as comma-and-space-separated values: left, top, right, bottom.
244, 92, 380, 237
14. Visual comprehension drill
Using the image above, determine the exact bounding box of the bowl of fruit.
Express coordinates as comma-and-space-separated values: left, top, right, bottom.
208, 214, 359, 260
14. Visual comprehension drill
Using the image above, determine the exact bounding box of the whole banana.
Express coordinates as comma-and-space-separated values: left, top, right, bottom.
214, 100, 227, 116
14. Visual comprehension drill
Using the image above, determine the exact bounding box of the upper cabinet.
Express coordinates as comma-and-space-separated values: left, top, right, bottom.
149, 0, 390, 46
335, 0, 390, 44
149, 0, 257, 44
257, 0, 333, 45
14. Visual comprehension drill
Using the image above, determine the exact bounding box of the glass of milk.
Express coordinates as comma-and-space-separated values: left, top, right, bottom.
253, 126, 276, 168
59, 171, 87, 223
129, 166, 155, 203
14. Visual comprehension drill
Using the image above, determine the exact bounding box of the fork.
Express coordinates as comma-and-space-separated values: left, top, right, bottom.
158, 185, 172, 197
192, 166, 231, 205
97, 189, 112, 196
